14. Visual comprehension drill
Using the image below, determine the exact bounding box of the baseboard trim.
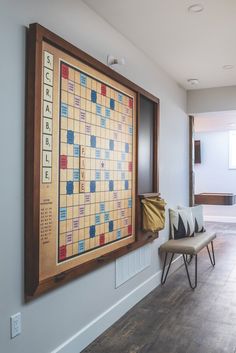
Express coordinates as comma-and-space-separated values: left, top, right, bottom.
205, 215, 236, 223
51, 255, 182, 353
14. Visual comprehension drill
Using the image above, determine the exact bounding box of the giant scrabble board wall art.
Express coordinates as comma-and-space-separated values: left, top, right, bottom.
25, 24, 159, 299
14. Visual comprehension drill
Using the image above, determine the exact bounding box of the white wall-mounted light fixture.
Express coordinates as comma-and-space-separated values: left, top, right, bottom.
107, 55, 126, 66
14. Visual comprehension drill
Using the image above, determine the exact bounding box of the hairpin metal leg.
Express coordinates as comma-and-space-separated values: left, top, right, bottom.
207, 241, 215, 266
184, 254, 193, 264
161, 253, 175, 285
183, 254, 197, 289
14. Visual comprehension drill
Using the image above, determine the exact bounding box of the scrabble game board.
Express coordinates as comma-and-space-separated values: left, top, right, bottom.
39, 41, 136, 279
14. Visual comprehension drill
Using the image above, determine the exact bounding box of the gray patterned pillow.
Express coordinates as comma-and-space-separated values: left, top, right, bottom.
178, 205, 205, 233
169, 208, 194, 239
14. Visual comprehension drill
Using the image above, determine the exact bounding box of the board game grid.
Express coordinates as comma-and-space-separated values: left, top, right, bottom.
58, 61, 135, 262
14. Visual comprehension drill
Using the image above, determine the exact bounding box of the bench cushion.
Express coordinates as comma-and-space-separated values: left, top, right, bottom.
159, 231, 216, 255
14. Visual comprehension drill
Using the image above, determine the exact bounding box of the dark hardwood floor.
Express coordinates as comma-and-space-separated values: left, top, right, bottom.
82, 223, 236, 353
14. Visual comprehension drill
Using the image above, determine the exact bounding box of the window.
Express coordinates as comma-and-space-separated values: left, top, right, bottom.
229, 130, 236, 169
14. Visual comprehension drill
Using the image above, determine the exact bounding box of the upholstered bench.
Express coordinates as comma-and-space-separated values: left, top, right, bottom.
159, 231, 216, 289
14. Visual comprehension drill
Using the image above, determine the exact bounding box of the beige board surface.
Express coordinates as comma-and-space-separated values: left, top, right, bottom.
39, 42, 136, 280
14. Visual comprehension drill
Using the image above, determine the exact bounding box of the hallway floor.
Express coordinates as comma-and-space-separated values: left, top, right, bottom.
82, 223, 236, 353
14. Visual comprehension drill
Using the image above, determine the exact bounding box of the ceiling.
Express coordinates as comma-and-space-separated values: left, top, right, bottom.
195, 111, 236, 132
84, 0, 236, 90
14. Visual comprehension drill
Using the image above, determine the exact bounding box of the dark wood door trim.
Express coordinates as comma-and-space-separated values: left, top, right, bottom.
189, 115, 195, 206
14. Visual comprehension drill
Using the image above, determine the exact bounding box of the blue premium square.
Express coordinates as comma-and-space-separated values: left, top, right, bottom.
96, 104, 102, 115
80, 74, 87, 86
121, 172, 125, 180
109, 180, 114, 191
90, 135, 96, 148
60, 207, 67, 221
74, 144, 80, 157
105, 171, 110, 180
91, 90, 97, 103
90, 225, 96, 238
95, 149, 101, 159
67, 181, 74, 195
95, 170, 101, 180
109, 221, 114, 232
61, 103, 68, 117
95, 214, 100, 225
78, 240, 85, 253
101, 118, 106, 128
90, 180, 96, 193
121, 152, 126, 161
67, 130, 74, 144
104, 212, 109, 222
109, 139, 114, 151
117, 229, 121, 239
110, 98, 115, 110
128, 198, 132, 208
125, 180, 129, 190
125, 143, 129, 153
100, 202, 105, 213
118, 93, 123, 102
117, 161, 122, 170
73, 169, 80, 181
105, 108, 110, 118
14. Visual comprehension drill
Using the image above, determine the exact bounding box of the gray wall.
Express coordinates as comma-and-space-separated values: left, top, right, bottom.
0, 1, 188, 352
187, 86, 236, 114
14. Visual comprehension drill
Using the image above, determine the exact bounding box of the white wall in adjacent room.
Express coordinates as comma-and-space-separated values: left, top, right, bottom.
195, 131, 236, 194
195, 130, 236, 222
203, 204, 236, 222
0, 1, 187, 353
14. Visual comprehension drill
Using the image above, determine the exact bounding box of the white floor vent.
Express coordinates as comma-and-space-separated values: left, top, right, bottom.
115, 244, 151, 288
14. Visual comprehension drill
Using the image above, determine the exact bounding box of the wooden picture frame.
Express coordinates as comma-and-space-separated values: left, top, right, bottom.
25, 23, 160, 300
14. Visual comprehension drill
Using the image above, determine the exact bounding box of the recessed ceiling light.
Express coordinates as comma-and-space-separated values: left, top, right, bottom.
187, 78, 199, 85
188, 3, 204, 13
222, 64, 234, 70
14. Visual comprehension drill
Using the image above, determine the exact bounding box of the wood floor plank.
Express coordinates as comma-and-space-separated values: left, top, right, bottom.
82, 223, 236, 353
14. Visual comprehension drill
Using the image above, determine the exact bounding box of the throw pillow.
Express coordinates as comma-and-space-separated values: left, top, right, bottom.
169, 208, 194, 239
178, 205, 205, 233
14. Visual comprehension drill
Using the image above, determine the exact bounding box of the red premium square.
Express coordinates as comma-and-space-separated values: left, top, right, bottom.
128, 162, 132, 172
128, 225, 132, 235
61, 64, 69, 79
101, 84, 106, 96
60, 155, 67, 169
129, 98, 133, 108
59, 245, 66, 260
100, 234, 105, 245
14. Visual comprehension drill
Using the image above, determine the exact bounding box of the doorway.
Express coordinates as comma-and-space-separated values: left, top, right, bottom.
189, 111, 236, 223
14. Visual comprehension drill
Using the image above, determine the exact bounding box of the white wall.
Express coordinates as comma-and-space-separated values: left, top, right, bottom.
195, 131, 236, 194
187, 86, 236, 114
203, 204, 236, 223
195, 131, 236, 222
0, 1, 188, 353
